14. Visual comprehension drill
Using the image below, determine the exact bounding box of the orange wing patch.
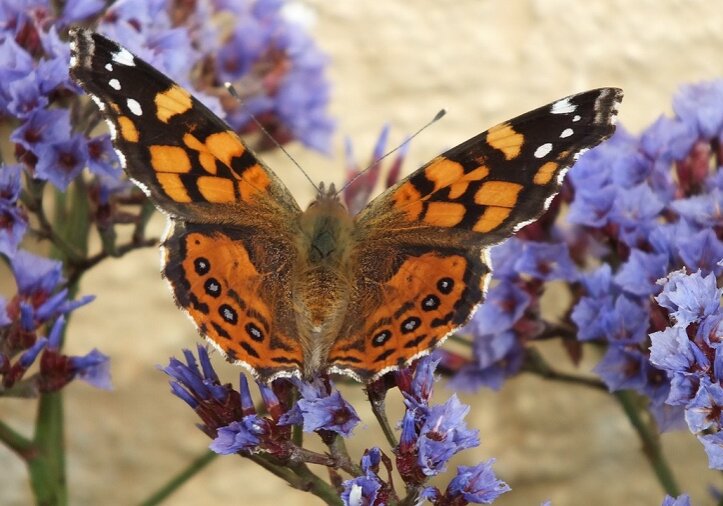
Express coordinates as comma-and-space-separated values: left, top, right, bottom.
485, 122, 523, 160
173, 231, 303, 378
329, 251, 489, 380
155, 84, 193, 123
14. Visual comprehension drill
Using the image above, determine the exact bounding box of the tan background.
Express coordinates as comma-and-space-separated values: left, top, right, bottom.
3, 0, 723, 504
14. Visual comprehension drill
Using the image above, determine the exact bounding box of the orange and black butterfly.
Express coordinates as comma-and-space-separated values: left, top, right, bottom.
70, 28, 622, 383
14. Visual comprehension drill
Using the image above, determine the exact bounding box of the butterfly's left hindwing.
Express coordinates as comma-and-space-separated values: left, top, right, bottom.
329, 88, 622, 381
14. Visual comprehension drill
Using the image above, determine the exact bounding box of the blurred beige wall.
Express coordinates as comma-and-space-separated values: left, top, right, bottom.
4, 1, 723, 505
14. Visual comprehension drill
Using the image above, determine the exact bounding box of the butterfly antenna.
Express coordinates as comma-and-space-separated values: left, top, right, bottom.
225, 82, 320, 193
337, 109, 446, 196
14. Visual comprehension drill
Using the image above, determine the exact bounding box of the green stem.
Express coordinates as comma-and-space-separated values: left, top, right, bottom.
367, 387, 398, 448
0, 418, 35, 459
28, 392, 67, 506
287, 461, 343, 506
326, 435, 361, 476
613, 390, 680, 496
139, 451, 218, 506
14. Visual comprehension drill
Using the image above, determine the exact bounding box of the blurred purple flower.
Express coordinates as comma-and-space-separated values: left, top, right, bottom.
0, 164, 27, 256
672, 80, 723, 138
661, 494, 692, 506
35, 136, 89, 191
443, 460, 511, 504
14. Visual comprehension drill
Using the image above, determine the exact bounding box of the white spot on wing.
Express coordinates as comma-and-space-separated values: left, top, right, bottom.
105, 63, 113, 72
89, 94, 106, 112
534, 143, 553, 159
560, 128, 573, 138
127, 98, 142, 116
111, 47, 135, 66
109, 78, 121, 90
551, 97, 576, 114
572, 115, 581, 122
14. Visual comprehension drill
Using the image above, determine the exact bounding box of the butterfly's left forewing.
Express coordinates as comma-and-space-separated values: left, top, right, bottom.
329, 88, 622, 381
69, 29, 300, 223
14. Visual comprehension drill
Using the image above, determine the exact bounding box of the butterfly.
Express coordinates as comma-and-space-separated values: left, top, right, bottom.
69, 28, 622, 383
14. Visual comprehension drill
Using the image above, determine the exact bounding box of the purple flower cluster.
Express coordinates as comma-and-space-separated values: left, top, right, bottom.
392, 356, 510, 505
165, 345, 358, 456
448, 80, 723, 442
166, 348, 508, 505
1, 252, 109, 394
650, 269, 723, 467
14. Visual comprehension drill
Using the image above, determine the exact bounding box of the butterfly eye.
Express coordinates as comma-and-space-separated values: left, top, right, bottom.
437, 277, 454, 294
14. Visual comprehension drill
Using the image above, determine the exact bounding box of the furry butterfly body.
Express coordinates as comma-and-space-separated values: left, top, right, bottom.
70, 29, 622, 382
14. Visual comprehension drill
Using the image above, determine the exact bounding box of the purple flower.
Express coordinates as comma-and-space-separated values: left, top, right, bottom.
685, 379, 723, 433
341, 474, 382, 506
403, 355, 438, 407
444, 460, 510, 504
676, 229, 723, 276
10, 250, 94, 327
661, 494, 692, 506
594, 347, 648, 392
34, 135, 89, 190
649, 326, 708, 405
488, 238, 525, 281
10, 108, 71, 152
614, 249, 669, 297
6, 72, 48, 118
465, 281, 530, 336
640, 115, 697, 163
656, 270, 722, 328
608, 183, 665, 247
603, 296, 650, 346
69, 349, 112, 390
698, 432, 723, 469
278, 378, 360, 436
164, 346, 232, 409
210, 416, 268, 454
17, 337, 47, 368
416, 395, 480, 476
340, 447, 390, 506
671, 190, 723, 229
59, 0, 105, 25
86, 134, 121, 178
0, 164, 27, 256
672, 80, 723, 138
515, 241, 578, 281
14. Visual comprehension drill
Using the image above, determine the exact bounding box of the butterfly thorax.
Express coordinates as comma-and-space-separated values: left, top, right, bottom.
293, 187, 354, 376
